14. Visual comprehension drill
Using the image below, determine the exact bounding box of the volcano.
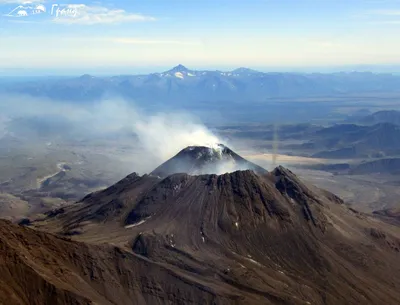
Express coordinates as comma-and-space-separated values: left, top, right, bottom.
151, 144, 268, 177
2, 147, 400, 305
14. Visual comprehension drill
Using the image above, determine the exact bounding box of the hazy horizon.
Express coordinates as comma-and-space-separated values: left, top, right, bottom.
1, 64, 400, 77
1, 0, 400, 75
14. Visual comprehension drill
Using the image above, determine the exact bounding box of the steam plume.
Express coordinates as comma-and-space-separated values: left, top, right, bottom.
0, 94, 222, 172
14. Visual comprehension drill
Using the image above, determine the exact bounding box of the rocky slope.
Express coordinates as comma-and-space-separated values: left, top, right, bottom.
0, 220, 239, 305
2, 146, 400, 304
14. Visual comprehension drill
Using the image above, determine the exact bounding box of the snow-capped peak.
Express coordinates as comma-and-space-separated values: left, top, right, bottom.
160, 65, 196, 78
175, 72, 184, 79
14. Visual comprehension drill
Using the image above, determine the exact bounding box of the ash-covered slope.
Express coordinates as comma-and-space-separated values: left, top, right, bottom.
0, 220, 238, 305
151, 144, 267, 177
31, 162, 400, 304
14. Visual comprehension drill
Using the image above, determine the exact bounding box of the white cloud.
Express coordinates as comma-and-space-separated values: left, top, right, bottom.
0, 0, 43, 3
369, 9, 400, 15
8, 19, 40, 23
113, 38, 201, 46
371, 20, 400, 24
308, 39, 344, 49
364, 9, 400, 25
52, 5, 156, 25
2, 30, 400, 69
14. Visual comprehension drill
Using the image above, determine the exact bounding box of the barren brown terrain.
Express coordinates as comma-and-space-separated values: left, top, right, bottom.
1, 147, 400, 304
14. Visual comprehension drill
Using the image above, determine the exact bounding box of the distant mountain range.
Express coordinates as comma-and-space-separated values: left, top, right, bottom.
3, 65, 400, 104
258, 114, 400, 159
356, 110, 400, 126
311, 123, 400, 158
350, 158, 400, 175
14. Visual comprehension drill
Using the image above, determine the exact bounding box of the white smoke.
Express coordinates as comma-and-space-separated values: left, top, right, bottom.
135, 112, 220, 162
0, 94, 222, 171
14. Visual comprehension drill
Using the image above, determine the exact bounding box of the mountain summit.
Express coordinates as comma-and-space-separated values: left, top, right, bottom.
165, 64, 191, 73
150, 144, 268, 177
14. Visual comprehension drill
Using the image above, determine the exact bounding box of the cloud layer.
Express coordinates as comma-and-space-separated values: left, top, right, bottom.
52, 5, 156, 25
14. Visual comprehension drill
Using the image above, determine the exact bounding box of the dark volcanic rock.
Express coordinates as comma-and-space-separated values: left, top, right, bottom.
17, 218, 31, 226
14, 148, 400, 305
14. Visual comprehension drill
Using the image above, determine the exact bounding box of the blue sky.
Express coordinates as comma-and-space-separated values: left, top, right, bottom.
1, 0, 400, 75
